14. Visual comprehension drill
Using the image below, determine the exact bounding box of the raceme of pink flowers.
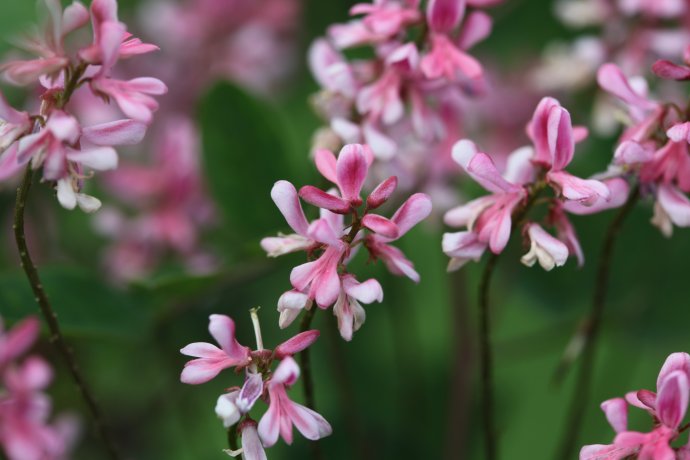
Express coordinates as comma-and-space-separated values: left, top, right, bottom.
180, 314, 331, 459
581, 353, 690, 460
0, 0, 167, 212
261, 143, 432, 341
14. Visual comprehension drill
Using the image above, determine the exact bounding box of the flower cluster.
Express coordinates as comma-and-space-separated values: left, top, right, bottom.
309, 0, 501, 197
262, 143, 432, 341
593, 59, 690, 236
180, 313, 331, 459
0, 317, 77, 460
581, 352, 690, 459
442, 97, 628, 271
0, 0, 166, 212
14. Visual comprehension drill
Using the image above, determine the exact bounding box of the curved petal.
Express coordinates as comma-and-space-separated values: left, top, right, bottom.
82, 119, 147, 146
361, 214, 400, 238
600, 398, 628, 433
299, 186, 351, 214
389, 193, 432, 238
275, 331, 320, 358
336, 144, 369, 203
657, 370, 689, 429
208, 315, 249, 362
271, 181, 310, 236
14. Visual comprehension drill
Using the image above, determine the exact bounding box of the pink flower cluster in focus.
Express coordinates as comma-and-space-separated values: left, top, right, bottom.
581, 352, 690, 460
180, 314, 331, 459
0, 0, 166, 212
0, 317, 78, 460
442, 97, 627, 271
262, 143, 432, 341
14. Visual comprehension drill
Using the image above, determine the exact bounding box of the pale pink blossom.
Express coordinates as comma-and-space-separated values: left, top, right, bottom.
333, 275, 383, 341
180, 315, 251, 384
257, 357, 332, 447
520, 223, 569, 271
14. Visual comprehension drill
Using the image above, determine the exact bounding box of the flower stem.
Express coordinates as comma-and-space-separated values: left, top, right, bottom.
13, 166, 120, 460
478, 252, 500, 460
299, 306, 318, 409
555, 185, 640, 459
298, 306, 323, 460
476, 185, 544, 460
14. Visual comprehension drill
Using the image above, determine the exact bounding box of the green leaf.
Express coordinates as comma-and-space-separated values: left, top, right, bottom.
199, 83, 296, 244
0, 267, 151, 341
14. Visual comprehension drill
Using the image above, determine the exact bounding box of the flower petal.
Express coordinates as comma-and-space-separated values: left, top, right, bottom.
271, 181, 310, 236
299, 186, 351, 214
361, 214, 399, 238
336, 144, 369, 203
275, 331, 320, 358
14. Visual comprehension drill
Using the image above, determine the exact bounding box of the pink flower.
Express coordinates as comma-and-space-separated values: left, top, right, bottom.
443, 140, 528, 261
0, 317, 40, 370
582, 352, 690, 459
237, 421, 267, 460
520, 223, 569, 271
0, 92, 31, 152
257, 357, 332, 447
333, 275, 383, 341
180, 315, 251, 384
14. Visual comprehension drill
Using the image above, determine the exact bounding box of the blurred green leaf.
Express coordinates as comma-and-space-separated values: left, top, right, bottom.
199, 83, 296, 245
0, 267, 151, 341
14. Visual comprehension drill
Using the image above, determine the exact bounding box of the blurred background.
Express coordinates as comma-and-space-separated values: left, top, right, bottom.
0, 0, 689, 458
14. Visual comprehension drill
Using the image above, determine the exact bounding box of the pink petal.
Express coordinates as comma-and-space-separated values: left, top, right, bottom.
343, 277, 383, 303
1, 317, 40, 364
547, 171, 611, 205
124, 77, 168, 95
652, 60, 690, 81
272, 356, 300, 386
257, 387, 282, 447
372, 242, 420, 282
66, 147, 118, 171
1, 57, 68, 86
427, 0, 466, 33
62, 2, 90, 36
208, 315, 249, 362
46, 111, 80, 144
336, 144, 370, 204
180, 342, 225, 358
180, 357, 233, 384
601, 398, 628, 433
361, 214, 400, 238
241, 424, 267, 460
314, 148, 338, 184
528, 97, 562, 165
521, 223, 569, 270
286, 400, 333, 441
367, 176, 398, 209
98, 21, 126, 69
388, 193, 432, 238
442, 231, 487, 259
563, 178, 630, 215
0, 91, 30, 126
82, 119, 147, 146
0, 144, 24, 181
271, 181, 310, 236
614, 140, 655, 165
656, 370, 689, 429
548, 106, 574, 171
658, 353, 690, 392
299, 185, 351, 214
488, 207, 512, 254
457, 11, 492, 50
667, 122, 690, 143
657, 184, 690, 227
597, 63, 657, 110
275, 331, 320, 358
307, 218, 343, 248
453, 142, 519, 193
237, 372, 264, 413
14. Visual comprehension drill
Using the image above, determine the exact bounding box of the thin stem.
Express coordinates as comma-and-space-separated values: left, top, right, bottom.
298, 306, 323, 460
299, 307, 318, 409
444, 270, 473, 460
478, 252, 500, 460
13, 167, 120, 460
555, 185, 640, 459
476, 185, 543, 460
